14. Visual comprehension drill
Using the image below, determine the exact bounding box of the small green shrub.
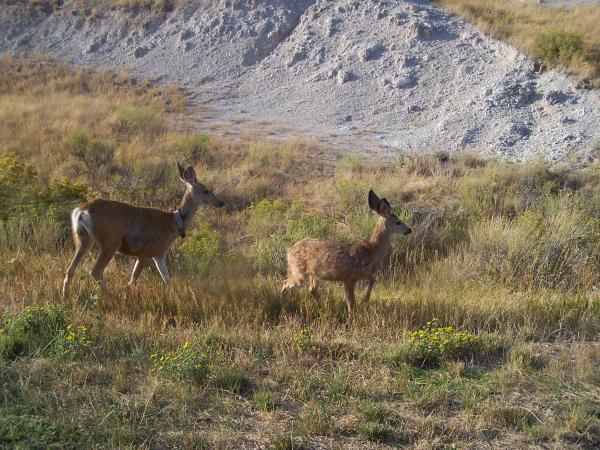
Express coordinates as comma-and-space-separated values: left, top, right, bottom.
251, 390, 276, 411
357, 402, 398, 426
0, 411, 82, 449
534, 30, 584, 68
213, 366, 251, 394
489, 406, 538, 431
176, 222, 225, 274
0, 162, 90, 251
112, 106, 159, 135
299, 401, 330, 436
293, 328, 312, 351
150, 341, 211, 385
0, 305, 67, 360
508, 346, 546, 372
64, 130, 116, 175
327, 372, 350, 402
170, 134, 210, 162
487, 8, 514, 39
394, 319, 480, 368
246, 198, 287, 236
356, 422, 393, 442
54, 324, 94, 358
0, 153, 38, 217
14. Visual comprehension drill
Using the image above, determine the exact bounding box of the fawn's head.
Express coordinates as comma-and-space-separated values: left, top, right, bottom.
368, 190, 411, 235
177, 162, 224, 208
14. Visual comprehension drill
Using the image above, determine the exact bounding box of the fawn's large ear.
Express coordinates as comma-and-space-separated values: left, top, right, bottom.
377, 198, 391, 217
368, 190, 380, 211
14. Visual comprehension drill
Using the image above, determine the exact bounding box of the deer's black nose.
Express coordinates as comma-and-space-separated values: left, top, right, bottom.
405, 228, 412, 235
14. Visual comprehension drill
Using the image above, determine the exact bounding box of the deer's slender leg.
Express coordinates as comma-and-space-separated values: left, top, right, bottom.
153, 255, 171, 284
344, 280, 356, 315
308, 276, 320, 299
360, 276, 376, 304
62, 232, 92, 298
127, 257, 150, 287
91, 247, 117, 291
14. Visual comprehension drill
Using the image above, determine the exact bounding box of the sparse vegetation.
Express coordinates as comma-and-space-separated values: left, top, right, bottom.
1, 57, 600, 447
435, 0, 600, 86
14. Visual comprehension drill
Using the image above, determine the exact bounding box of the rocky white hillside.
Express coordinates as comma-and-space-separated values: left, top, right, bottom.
1, 0, 599, 162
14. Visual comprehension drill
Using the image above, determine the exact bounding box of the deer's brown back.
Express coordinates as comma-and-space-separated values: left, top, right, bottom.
289, 238, 377, 282
84, 199, 177, 257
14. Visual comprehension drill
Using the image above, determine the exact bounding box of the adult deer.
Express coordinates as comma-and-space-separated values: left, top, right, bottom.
62, 162, 224, 297
281, 190, 411, 314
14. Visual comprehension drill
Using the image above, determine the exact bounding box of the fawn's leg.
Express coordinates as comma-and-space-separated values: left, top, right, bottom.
360, 276, 376, 304
127, 257, 150, 287
62, 231, 92, 298
344, 280, 356, 315
308, 276, 320, 299
153, 255, 171, 284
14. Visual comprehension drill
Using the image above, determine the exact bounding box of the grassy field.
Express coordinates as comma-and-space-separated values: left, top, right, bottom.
2, 57, 600, 448
435, 0, 600, 87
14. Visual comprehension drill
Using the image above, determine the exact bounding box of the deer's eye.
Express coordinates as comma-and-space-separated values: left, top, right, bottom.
204, 190, 209, 194
396, 221, 402, 226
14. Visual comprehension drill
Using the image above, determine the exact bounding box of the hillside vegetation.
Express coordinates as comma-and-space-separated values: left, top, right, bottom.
1, 57, 600, 448
436, 0, 600, 86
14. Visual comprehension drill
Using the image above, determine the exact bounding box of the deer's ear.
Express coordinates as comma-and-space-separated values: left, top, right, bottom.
368, 190, 380, 211
377, 198, 391, 217
182, 165, 197, 184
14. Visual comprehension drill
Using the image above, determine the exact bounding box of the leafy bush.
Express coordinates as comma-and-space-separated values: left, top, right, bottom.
112, 106, 160, 135
0, 154, 90, 251
487, 8, 514, 39
293, 328, 312, 351
488, 406, 538, 430
170, 134, 211, 163
176, 221, 225, 273
0, 153, 37, 217
150, 341, 211, 385
212, 366, 251, 394
0, 153, 90, 250
534, 30, 584, 68
64, 130, 115, 175
0, 411, 82, 449
0, 305, 67, 360
356, 422, 393, 442
357, 402, 398, 426
393, 319, 480, 368
246, 198, 287, 236
54, 324, 94, 358
251, 390, 276, 411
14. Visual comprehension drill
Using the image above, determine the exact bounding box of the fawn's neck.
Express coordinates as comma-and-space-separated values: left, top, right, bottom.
178, 189, 199, 229
366, 217, 393, 263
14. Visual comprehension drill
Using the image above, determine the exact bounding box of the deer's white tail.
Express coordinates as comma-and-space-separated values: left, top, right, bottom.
71, 207, 92, 237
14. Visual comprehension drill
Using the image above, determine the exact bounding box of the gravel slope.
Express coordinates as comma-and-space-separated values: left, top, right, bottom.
1, 0, 599, 162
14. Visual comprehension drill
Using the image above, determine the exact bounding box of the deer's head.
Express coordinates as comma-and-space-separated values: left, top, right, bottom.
368, 190, 411, 235
177, 162, 224, 208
